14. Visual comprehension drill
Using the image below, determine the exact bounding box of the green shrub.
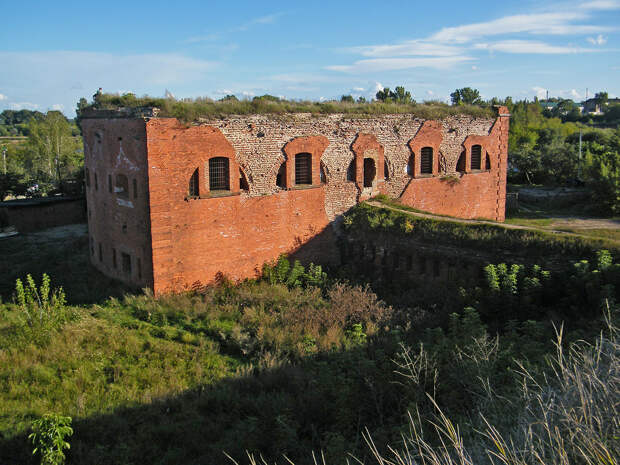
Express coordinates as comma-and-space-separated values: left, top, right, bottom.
28, 414, 73, 465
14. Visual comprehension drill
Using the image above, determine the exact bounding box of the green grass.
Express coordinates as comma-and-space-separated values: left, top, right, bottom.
86, 93, 496, 121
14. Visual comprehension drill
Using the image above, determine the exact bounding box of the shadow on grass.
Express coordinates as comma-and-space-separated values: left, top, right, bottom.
0, 342, 400, 465
0, 223, 135, 305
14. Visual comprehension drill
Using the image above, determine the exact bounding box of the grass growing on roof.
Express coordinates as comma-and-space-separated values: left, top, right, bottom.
85, 93, 496, 121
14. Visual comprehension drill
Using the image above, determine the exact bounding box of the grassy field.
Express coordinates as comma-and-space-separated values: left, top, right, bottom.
0, 222, 617, 464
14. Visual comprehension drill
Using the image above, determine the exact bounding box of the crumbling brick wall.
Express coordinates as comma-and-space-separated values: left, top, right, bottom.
82, 108, 509, 294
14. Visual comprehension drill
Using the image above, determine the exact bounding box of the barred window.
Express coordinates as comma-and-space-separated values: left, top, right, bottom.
295, 153, 312, 185
471, 145, 482, 170
209, 157, 229, 191
420, 147, 433, 174
115, 174, 129, 198
188, 168, 199, 197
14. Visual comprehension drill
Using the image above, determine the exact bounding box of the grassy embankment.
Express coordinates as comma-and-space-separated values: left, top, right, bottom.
0, 208, 618, 464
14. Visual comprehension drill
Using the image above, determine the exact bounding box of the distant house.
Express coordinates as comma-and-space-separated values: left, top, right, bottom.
582, 97, 620, 115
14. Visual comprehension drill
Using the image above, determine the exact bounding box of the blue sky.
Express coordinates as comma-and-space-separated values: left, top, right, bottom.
1, 0, 619, 116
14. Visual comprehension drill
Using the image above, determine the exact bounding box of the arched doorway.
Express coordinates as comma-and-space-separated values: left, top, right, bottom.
363, 158, 376, 188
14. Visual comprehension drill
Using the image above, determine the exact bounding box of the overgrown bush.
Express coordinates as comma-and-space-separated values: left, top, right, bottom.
28, 414, 73, 465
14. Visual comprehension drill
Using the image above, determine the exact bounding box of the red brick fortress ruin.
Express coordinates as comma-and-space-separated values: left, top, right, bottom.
81, 107, 509, 294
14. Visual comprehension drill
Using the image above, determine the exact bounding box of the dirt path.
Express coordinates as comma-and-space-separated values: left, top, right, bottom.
366, 201, 620, 244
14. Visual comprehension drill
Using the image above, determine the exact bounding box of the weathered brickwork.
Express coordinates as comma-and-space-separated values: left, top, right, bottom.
82, 108, 509, 294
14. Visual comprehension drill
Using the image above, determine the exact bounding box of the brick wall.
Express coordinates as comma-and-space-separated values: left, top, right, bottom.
82, 109, 509, 294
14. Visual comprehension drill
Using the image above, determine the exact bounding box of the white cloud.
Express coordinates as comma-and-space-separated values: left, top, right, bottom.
10, 102, 39, 110
327, 56, 474, 73
579, 0, 620, 10
51, 104, 64, 111
532, 86, 548, 99
471, 65, 478, 70
475, 40, 598, 54
0, 93, 7, 101
345, 41, 463, 57
374, 82, 384, 92
241, 90, 255, 97
587, 34, 607, 44
426, 90, 435, 96
352, 87, 365, 92
430, 11, 613, 44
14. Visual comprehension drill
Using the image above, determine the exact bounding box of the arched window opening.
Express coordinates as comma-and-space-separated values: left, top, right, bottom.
485, 153, 491, 170
320, 162, 327, 184
420, 147, 433, 174
276, 161, 286, 188
384, 160, 389, 180
363, 158, 376, 188
471, 145, 482, 170
209, 157, 230, 191
188, 168, 199, 197
456, 151, 466, 173
346, 159, 356, 182
115, 174, 129, 198
239, 169, 249, 191
406, 154, 414, 176
295, 153, 312, 185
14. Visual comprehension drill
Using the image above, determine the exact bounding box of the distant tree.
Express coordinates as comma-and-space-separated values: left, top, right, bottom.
340, 95, 354, 103
450, 87, 482, 105
595, 91, 608, 106
219, 95, 238, 102
357, 96, 367, 104
376, 87, 393, 102
253, 95, 281, 102
393, 86, 413, 104
376, 86, 413, 104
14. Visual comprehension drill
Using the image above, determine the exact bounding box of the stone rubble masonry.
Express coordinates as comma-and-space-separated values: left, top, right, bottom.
81, 107, 509, 295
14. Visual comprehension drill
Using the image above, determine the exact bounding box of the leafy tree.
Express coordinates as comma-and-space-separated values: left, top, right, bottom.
29, 414, 73, 465
450, 87, 482, 105
25, 112, 82, 184
595, 91, 608, 106
219, 95, 238, 102
375, 86, 413, 103
340, 95, 354, 103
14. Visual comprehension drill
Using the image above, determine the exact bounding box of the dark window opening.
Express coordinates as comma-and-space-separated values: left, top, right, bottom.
433, 259, 440, 277
471, 145, 482, 170
418, 256, 427, 274
295, 153, 312, 185
94, 173, 98, 191
122, 253, 131, 275
485, 153, 491, 170
209, 157, 230, 191
420, 147, 433, 174
85, 168, 90, 188
407, 155, 414, 176
115, 174, 129, 198
346, 160, 356, 182
276, 162, 286, 188
112, 248, 117, 269
137, 258, 142, 279
456, 151, 466, 173
133, 179, 138, 198
95, 132, 102, 144
98, 243, 102, 262
363, 158, 376, 188
240, 169, 249, 191
122, 223, 127, 234
384, 160, 389, 180
108, 174, 112, 193
188, 168, 199, 197
320, 162, 327, 183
